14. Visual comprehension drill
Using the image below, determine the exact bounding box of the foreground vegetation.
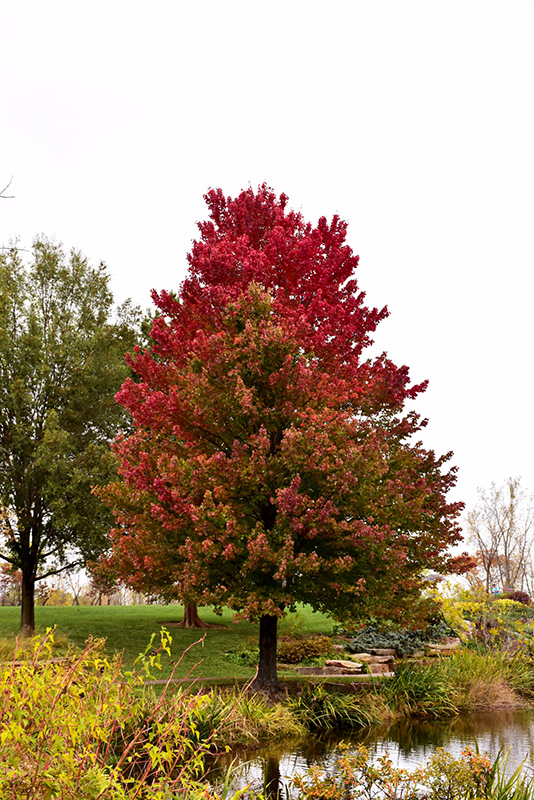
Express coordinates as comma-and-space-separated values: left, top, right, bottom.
3, 621, 534, 799
4, 596, 534, 797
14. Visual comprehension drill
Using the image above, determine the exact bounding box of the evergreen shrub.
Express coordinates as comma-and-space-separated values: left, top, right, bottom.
344, 620, 455, 657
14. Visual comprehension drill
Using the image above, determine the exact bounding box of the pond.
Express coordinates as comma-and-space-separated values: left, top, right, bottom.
210, 709, 534, 797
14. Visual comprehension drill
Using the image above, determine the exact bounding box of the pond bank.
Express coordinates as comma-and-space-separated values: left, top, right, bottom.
198, 648, 534, 753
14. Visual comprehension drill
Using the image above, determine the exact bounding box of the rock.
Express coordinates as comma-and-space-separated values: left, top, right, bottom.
349, 653, 373, 663
425, 643, 459, 656
293, 663, 363, 675
368, 663, 391, 674
325, 659, 363, 672
370, 648, 397, 656
293, 666, 330, 675
439, 637, 461, 647
369, 655, 394, 664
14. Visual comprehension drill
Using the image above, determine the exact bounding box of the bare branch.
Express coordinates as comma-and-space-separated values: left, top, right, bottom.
0, 176, 14, 199
36, 560, 83, 582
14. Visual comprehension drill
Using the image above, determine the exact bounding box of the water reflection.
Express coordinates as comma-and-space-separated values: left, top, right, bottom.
211, 709, 534, 796
263, 754, 281, 799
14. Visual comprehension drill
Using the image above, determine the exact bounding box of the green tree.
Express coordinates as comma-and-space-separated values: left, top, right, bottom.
0, 238, 140, 634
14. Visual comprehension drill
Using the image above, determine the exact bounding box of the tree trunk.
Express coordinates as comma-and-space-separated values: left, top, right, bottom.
251, 614, 280, 691
20, 570, 36, 636
181, 603, 211, 628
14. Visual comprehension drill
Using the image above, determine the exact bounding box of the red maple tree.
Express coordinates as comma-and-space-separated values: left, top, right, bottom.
100, 186, 464, 689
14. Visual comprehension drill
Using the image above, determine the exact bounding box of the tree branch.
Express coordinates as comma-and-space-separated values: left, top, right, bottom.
0, 176, 14, 199
36, 560, 83, 582
0, 552, 19, 567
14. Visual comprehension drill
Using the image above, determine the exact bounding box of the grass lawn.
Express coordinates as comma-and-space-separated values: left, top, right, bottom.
0, 603, 333, 682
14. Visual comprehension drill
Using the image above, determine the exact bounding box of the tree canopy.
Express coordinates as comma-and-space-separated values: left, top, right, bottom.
102, 185, 464, 688
0, 239, 141, 633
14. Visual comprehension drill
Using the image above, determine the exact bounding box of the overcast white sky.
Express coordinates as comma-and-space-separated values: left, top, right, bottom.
2, 2, 533, 530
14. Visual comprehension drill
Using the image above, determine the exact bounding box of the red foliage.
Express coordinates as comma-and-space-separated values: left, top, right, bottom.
86, 558, 119, 600
0, 563, 22, 606
447, 552, 478, 575
100, 186, 464, 627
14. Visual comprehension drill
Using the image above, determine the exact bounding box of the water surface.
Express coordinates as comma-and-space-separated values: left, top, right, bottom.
211, 709, 534, 796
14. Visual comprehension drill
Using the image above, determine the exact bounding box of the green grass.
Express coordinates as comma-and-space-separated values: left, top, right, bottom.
0, 603, 333, 681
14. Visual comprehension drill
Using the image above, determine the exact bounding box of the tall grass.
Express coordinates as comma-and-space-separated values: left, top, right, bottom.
436, 649, 534, 712
380, 648, 534, 720
201, 689, 306, 746
382, 660, 458, 718
289, 683, 389, 731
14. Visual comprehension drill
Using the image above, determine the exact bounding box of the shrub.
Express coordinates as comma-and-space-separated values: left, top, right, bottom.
344, 620, 455, 658
0, 628, 229, 799
458, 598, 534, 650
277, 634, 334, 664
290, 743, 534, 800
502, 590, 532, 605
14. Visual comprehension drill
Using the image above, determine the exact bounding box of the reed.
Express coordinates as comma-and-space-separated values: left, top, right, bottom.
382, 660, 458, 718
203, 689, 306, 746
289, 683, 387, 731
436, 649, 534, 711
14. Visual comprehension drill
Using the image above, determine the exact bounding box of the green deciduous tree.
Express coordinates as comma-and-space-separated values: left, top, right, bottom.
0, 239, 140, 633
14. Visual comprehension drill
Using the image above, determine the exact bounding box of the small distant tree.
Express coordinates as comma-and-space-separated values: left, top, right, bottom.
64, 569, 87, 606
467, 478, 534, 594
101, 186, 465, 690
87, 559, 119, 606
0, 240, 141, 634
0, 564, 22, 606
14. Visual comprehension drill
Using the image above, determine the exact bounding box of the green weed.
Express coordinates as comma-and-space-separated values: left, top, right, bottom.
289, 683, 385, 731
383, 661, 457, 718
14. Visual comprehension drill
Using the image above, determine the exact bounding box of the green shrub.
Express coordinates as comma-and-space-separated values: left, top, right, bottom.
277, 634, 334, 664
344, 620, 455, 657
